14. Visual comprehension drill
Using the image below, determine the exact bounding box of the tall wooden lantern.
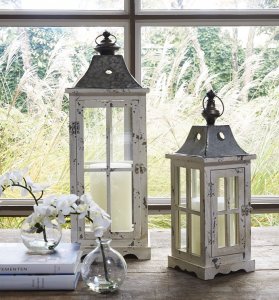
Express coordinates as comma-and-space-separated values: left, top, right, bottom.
166, 90, 256, 279
66, 31, 150, 259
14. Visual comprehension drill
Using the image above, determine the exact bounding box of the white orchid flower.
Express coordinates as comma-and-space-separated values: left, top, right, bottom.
75, 203, 89, 219
90, 212, 111, 237
57, 211, 66, 224
27, 211, 44, 226
56, 194, 79, 215
43, 195, 59, 206
34, 204, 57, 218
25, 176, 48, 193
42, 217, 54, 228
10, 170, 25, 183
0, 174, 11, 188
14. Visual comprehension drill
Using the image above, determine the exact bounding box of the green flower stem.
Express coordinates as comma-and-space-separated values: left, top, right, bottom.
42, 225, 48, 243
11, 179, 44, 206
6, 179, 48, 244
98, 237, 110, 283
84, 214, 110, 282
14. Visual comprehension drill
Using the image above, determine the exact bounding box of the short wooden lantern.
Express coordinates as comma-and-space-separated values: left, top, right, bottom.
166, 91, 256, 280
66, 31, 150, 259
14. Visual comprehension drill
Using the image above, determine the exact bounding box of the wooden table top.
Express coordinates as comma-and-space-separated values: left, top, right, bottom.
0, 227, 278, 300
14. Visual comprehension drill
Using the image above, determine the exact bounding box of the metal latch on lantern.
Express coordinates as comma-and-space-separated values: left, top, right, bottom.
135, 163, 146, 174
241, 204, 253, 216
69, 122, 80, 135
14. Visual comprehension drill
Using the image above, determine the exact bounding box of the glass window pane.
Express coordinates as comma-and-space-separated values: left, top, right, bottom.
191, 169, 200, 212
178, 211, 187, 252
111, 106, 133, 163
218, 215, 226, 248
217, 178, 225, 211
142, 26, 279, 197
0, 0, 124, 10
179, 168, 187, 207
141, 0, 279, 9
230, 213, 238, 246
227, 176, 238, 209
112, 107, 125, 162
191, 214, 200, 256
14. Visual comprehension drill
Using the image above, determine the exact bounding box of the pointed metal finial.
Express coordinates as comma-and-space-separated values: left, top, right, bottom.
94, 31, 120, 55
202, 90, 224, 125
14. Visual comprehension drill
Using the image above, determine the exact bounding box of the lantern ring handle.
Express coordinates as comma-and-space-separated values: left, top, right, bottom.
202, 92, 224, 117
95, 31, 117, 46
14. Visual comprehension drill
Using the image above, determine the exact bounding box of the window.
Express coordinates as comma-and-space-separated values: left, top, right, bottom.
0, 0, 125, 11
0, 0, 279, 216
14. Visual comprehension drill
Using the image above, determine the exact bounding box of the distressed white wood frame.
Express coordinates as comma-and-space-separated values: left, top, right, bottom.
166, 154, 256, 280
67, 88, 151, 259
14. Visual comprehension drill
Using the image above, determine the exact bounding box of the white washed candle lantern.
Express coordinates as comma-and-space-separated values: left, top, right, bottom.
66, 31, 150, 259
166, 90, 256, 280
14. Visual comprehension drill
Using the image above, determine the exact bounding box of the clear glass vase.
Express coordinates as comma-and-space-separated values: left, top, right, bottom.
20, 214, 62, 254
81, 239, 127, 294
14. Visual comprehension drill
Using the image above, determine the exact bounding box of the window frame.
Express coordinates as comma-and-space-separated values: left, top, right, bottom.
0, 0, 279, 216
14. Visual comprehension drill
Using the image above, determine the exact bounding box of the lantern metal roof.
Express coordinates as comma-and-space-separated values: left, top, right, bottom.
74, 31, 142, 89
176, 125, 249, 158
175, 90, 254, 159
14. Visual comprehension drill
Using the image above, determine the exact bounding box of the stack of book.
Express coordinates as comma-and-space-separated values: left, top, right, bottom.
0, 243, 82, 290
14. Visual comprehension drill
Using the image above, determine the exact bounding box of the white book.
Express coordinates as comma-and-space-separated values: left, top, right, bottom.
0, 272, 80, 290
0, 243, 82, 274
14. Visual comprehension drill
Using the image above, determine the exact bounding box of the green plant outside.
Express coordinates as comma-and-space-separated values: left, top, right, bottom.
0, 26, 279, 228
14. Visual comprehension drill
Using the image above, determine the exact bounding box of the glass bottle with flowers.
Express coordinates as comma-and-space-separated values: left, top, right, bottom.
0, 169, 61, 253
77, 195, 127, 294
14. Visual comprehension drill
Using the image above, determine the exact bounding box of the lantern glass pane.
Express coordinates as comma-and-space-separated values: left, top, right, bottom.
230, 213, 238, 246
228, 176, 238, 209
191, 214, 200, 256
217, 177, 225, 211
84, 108, 106, 164
179, 167, 187, 208
218, 215, 226, 248
178, 211, 187, 252
112, 107, 132, 163
191, 169, 200, 212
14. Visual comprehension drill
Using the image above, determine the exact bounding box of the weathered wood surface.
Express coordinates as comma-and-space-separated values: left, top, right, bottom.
0, 227, 279, 299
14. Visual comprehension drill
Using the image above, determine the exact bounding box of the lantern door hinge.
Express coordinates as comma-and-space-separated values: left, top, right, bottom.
69, 121, 80, 135
135, 163, 146, 174
241, 204, 253, 216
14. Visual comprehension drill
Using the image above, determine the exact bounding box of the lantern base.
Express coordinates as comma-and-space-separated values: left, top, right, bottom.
168, 255, 255, 280
81, 244, 151, 260
117, 245, 151, 260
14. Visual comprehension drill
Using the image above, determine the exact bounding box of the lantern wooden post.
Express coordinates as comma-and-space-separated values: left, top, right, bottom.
66, 31, 150, 259
166, 91, 256, 279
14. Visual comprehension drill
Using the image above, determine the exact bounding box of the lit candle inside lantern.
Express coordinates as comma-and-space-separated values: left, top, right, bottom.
90, 162, 133, 232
